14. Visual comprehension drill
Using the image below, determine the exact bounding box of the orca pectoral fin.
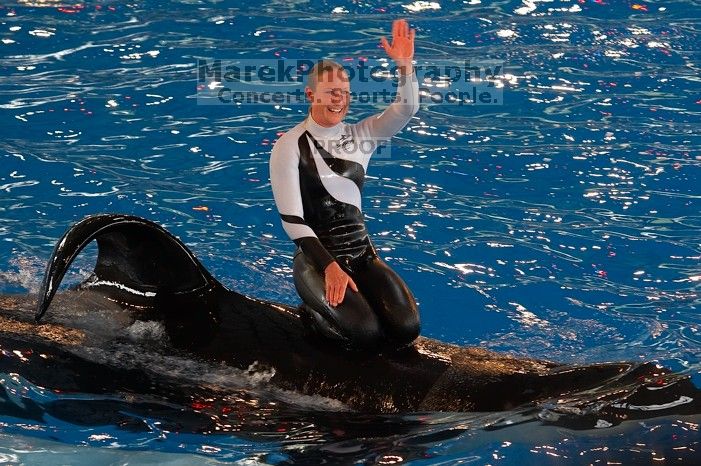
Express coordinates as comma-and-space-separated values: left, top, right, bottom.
35, 214, 222, 321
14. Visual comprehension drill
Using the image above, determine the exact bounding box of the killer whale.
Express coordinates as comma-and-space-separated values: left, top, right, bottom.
1, 214, 699, 421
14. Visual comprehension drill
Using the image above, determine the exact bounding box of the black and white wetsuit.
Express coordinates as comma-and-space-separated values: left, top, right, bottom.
270, 71, 420, 350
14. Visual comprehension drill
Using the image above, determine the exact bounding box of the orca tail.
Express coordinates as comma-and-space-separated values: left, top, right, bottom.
35, 214, 223, 322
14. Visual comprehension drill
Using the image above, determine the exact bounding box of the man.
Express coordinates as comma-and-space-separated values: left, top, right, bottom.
270, 19, 420, 351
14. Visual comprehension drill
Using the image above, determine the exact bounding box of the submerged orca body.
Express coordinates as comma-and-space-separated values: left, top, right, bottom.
1, 214, 699, 422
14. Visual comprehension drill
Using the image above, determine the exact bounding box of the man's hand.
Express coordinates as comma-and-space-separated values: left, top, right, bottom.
324, 261, 358, 307
380, 19, 415, 75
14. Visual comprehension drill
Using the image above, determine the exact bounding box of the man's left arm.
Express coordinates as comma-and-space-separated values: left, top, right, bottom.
355, 19, 420, 140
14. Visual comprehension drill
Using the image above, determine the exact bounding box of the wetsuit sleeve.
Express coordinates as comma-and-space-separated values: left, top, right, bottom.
270, 136, 335, 272
355, 69, 420, 140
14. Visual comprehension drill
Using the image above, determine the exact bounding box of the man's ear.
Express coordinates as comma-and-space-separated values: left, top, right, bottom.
305, 86, 314, 103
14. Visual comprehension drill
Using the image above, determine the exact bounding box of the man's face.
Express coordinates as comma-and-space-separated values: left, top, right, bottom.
306, 70, 350, 128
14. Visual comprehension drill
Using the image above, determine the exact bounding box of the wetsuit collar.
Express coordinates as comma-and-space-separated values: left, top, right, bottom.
305, 115, 344, 139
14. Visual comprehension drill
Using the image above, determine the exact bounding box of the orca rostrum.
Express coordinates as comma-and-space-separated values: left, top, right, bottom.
0, 214, 698, 422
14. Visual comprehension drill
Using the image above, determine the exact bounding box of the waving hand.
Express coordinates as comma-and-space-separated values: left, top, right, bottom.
380, 19, 415, 74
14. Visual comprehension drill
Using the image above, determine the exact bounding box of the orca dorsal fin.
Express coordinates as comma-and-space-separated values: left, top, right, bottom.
35, 214, 221, 321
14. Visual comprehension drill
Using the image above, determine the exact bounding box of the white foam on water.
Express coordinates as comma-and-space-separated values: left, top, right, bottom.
43, 296, 135, 342
121, 320, 167, 343
69, 336, 349, 412
0, 253, 44, 294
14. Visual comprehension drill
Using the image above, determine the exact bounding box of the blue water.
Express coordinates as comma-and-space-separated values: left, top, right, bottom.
1, 0, 700, 463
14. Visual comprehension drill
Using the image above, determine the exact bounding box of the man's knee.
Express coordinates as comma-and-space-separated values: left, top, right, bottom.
300, 300, 384, 351
342, 313, 383, 350
385, 311, 420, 347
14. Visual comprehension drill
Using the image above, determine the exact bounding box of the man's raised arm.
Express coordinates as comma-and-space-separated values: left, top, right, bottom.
357, 19, 420, 140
